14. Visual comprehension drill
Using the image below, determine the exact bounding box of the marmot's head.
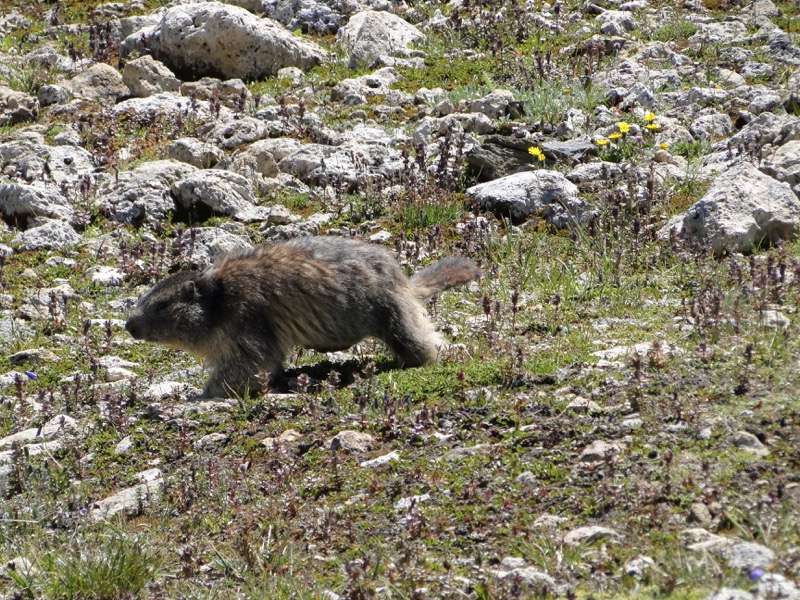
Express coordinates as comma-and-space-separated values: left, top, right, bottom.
125, 270, 222, 351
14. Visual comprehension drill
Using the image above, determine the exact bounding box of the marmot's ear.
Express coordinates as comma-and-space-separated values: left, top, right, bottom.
180, 280, 198, 301
196, 275, 223, 308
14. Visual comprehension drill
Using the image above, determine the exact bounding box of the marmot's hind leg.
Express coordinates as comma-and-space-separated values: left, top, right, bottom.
381, 295, 443, 367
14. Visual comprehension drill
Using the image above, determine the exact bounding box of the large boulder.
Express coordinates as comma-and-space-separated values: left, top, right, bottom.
763, 140, 800, 187
62, 63, 129, 103
337, 10, 423, 68
673, 161, 800, 254
0, 85, 38, 126
172, 170, 260, 220
171, 170, 287, 222
0, 183, 74, 224
122, 55, 181, 97
0, 137, 95, 185
266, 0, 345, 34
12, 219, 81, 252
96, 160, 198, 225
465, 170, 592, 228
121, 2, 327, 80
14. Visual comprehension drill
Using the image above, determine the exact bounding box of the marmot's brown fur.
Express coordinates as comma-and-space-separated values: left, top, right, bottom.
125, 236, 480, 398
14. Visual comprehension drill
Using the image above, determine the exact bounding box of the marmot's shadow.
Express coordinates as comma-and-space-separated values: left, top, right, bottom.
270, 357, 396, 392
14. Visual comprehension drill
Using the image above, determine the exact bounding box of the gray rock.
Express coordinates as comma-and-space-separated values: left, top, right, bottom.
179, 77, 252, 110
122, 55, 181, 97
261, 428, 302, 448
675, 162, 800, 254
96, 159, 198, 225
115, 436, 134, 455
0, 183, 74, 224
624, 555, 655, 579
690, 502, 713, 526
757, 574, 799, 599
90, 468, 164, 521
466, 135, 538, 181
0, 414, 77, 450
7, 348, 59, 365
563, 525, 622, 545
689, 21, 747, 46
122, 2, 326, 80
196, 115, 270, 150
565, 397, 602, 414
112, 92, 219, 122
37, 84, 71, 107
760, 309, 790, 329
491, 560, 559, 592
468, 89, 522, 120
395, 493, 430, 511
360, 450, 399, 467
277, 66, 304, 84
62, 63, 129, 103
89, 266, 125, 286
465, 170, 592, 227
707, 589, 755, 600
566, 161, 623, 190
580, 440, 622, 462
0, 316, 32, 345
331, 67, 406, 106
597, 10, 635, 36
172, 170, 275, 222
326, 430, 375, 452
0, 85, 38, 125
721, 541, 775, 570
167, 137, 225, 168
193, 432, 228, 450
266, 0, 345, 35
0, 137, 95, 186
144, 381, 200, 402
120, 12, 161, 39
414, 113, 493, 146
226, 139, 281, 179
690, 112, 734, 142
749, 90, 783, 114
278, 139, 406, 187
763, 140, 800, 186
752, 0, 780, 16
730, 430, 769, 457
540, 139, 597, 164
175, 226, 253, 267
337, 10, 423, 68
12, 219, 81, 251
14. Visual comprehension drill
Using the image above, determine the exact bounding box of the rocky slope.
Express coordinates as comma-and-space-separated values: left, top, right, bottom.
0, 0, 799, 597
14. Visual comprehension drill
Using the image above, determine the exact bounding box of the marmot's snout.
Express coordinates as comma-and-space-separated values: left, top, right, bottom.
125, 314, 144, 339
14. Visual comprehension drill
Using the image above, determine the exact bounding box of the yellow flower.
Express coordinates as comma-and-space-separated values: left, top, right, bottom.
528, 146, 545, 161
563, 88, 573, 95
595, 137, 610, 146
659, 142, 670, 150
643, 111, 656, 122
645, 123, 661, 131
617, 121, 631, 134
608, 132, 623, 140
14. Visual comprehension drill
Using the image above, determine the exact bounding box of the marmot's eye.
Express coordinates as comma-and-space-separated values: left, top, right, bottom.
153, 299, 170, 312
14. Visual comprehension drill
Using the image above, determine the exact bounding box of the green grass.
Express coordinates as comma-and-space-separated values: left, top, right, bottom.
37, 533, 161, 600
651, 17, 699, 42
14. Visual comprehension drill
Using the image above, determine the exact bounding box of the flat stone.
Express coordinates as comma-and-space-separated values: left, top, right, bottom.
326, 430, 375, 452
90, 468, 164, 521
563, 525, 622, 545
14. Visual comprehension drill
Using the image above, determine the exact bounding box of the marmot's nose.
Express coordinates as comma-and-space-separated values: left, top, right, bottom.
125, 318, 142, 339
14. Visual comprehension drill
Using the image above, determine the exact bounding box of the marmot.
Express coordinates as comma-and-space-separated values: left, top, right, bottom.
125, 236, 480, 398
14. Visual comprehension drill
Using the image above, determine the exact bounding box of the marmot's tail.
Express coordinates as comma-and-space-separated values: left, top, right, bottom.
411, 257, 481, 300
